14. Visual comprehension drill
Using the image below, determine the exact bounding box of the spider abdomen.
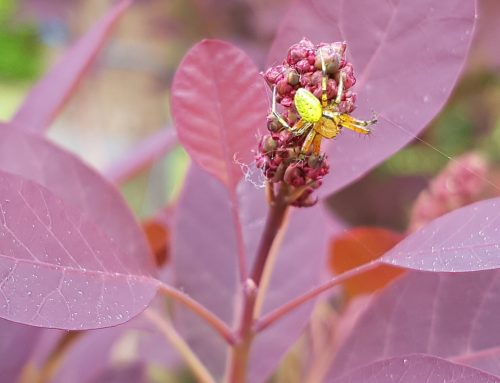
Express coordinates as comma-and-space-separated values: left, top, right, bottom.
294, 88, 322, 123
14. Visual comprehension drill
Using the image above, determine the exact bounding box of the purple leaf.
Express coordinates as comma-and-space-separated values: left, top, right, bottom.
331, 354, 500, 383
329, 270, 500, 378
269, 0, 476, 196
0, 318, 43, 382
11, 1, 131, 133
0, 126, 157, 329
0, 170, 155, 329
172, 165, 328, 381
171, 39, 268, 190
381, 198, 500, 272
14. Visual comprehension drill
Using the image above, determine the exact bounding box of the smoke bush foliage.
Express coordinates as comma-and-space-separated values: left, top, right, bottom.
3, 0, 500, 382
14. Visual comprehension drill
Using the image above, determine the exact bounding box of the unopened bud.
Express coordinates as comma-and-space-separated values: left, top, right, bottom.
263, 136, 278, 153
308, 154, 324, 168
286, 69, 300, 86
267, 115, 282, 132
263, 65, 286, 85
284, 163, 306, 187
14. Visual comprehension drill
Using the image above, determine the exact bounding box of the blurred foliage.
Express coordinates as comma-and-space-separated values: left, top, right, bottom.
0, 0, 42, 81
0, 23, 42, 81
0, 0, 44, 120
121, 146, 189, 218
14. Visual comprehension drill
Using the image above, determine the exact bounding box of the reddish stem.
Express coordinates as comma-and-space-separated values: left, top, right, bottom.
250, 189, 289, 286
158, 282, 236, 345
254, 260, 381, 333
225, 189, 289, 383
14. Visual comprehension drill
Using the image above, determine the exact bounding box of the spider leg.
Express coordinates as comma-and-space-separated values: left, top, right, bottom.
339, 114, 375, 135
312, 131, 323, 154
292, 120, 313, 136
318, 49, 328, 108
334, 71, 344, 105
271, 86, 292, 130
301, 128, 318, 153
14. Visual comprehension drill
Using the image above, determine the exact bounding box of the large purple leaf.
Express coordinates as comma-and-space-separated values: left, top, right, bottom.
331, 354, 500, 383
0, 170, 155, 329
11, 1, 131, 133
172, 165, 328, 381
381, 198, 500, 272
171, 39, 268, 190
0, 125, 156, 329
0, 318, 43, 382
269, 0, 476, 196
329, 270, 500, 378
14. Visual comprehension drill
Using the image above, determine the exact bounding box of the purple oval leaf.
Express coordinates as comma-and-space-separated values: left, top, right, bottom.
269, 0, 476, 196
0, 126, 154, 284
172, 165, 328, 381
381, 198, 500, 272
0, 170, 156, 329
11, 1, 131, 133
171, 39, 268, 190
331, 354, 500, 383
329, 270, 500, 378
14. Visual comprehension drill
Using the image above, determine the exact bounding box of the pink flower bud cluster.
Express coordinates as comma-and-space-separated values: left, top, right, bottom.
255, 130, 329, 207
256, 38, 360, 207
262, 38, 357, 114
408, 152, 489, 232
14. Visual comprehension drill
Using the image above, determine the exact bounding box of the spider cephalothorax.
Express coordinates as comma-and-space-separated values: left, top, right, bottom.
270, 48, 377, 154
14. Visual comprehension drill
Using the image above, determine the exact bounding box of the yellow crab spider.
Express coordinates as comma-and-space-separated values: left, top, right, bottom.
270, 50, 377, 154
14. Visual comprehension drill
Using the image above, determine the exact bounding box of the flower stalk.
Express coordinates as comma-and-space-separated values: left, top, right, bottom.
225, 38, 368, 382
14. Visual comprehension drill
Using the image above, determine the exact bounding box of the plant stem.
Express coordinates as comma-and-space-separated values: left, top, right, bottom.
254, 260, 381, 333
157, 282, 236, 345
225, 189, 290, 383
250, 188, 289, 287
144, 309, 217, 383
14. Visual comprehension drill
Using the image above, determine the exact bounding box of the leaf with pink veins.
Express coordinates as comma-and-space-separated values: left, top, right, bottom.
328, 270, 500, 378
0, 125, 157, 330
331, 354, 500, 383
171, 39, 268, 191
381, 198, 500, 272
0, 170, 156, 329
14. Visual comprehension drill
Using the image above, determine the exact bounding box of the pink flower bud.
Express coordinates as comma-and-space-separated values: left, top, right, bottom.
296, 58, 313, 74
341, 63, 356, 89
287, 38, 315, 65
263, 65, 287, 85
284, 163, 307, 187
276, 79, 293, 97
